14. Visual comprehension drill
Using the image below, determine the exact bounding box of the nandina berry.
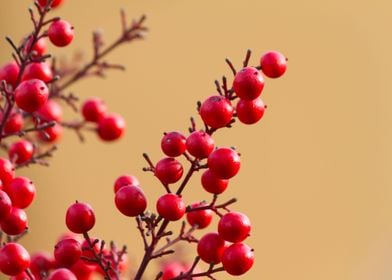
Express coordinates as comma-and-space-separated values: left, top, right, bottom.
236, 98, 265, 125
22, 62, 53, 83
1, 112, 24, 135
260, 51, 287, 78
24, 36, 47, 57
155, 157, 183, 184
10, 271, 29, 280
218, 212, 251, 243
186, 202, 213, 229
161, 131, 187, 157
65, 202, 95, 233
70, 259, 95, 280
114, 174, 140, 193
161, 262, 187, 280
47, 268, 77, 280
0, 190, 12, 220
197, 232, 227, 264
38, 0, 64, 8
156, 194, 185, 221
37, 99, 63, 122
115, 185, 147, 217
0, 243, 30, 276
233, 67, 264, 100
0, 207, 28, 235
30, 252, 54, 279
14, 79, 49, 113
81, 97, 107, 123
38, 124, 63, 143
201, 169, 229, 194
97, 113, 125, 141
7, 177, 36, 209
199, 95, 233, 128
54, 238, 82, 268
221, 243, 254, 275
0, 158, 15, 186
48, 19, 74, 47
8, 140, 34, 165
0, 62, 20, 88
208, 147, 240, 179
186, 130, 215, 159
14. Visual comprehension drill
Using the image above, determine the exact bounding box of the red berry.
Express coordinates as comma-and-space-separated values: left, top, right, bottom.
24, 36, 47, 57
48, 20, 74, 47
38, 0, 64, 8
0, 243, 30, 276
10, 271, 29, 280
114, 174, 140, 193
14, 79, 49, 113
81, 98, 107, 123
0, 158, 15, 187
161, 131, 186, 157
54, 238, 81, 267
218, 212, 251, 243
0, 190, 12, 220
236, 98, 265, 125
115, 185, 147, 217
70, 259, 95, 280
156, 194, 185, 221
199, 96, 233, 128
47, 268, 77, 280
186, 130, 214, 159
22, 62, 53, 83
7, 177, 36, 209
37, 99, 63, 122
97, 113, 125, 141
197, 232, 227, 264
30, 252, 54, 279
65, 202, 95, 233
233, 67, 264, 100
0, 62, 20, 88
8, 140, 34, 165
201, 169, 229, 194
80, 237, 105, 264
208, 148, 240, 179
155, 157, 183, 184
0, 207, 28, 235
161, 262, 186, 280
186, 202, 213, 229
260, 51, 287, 78
38, 124, 63, 143
1, 112, 24, 135
222, 243, 254, 275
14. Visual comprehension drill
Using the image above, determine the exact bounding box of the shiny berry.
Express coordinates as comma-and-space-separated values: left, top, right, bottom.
115, 185, 147, 217
155, 157, 183, 184
260, 51, 287, 78
38, 0, 64, 8
236, 98, 265, 125
161, 131, 186, 157
201, 169, 229, 194
0, 158, 15, 187
97, 113, 125, 141
208, 147, 240, 179
186, 130, 215, 159
222, 243, 254, 275
81, 98, 107, 123
0, 243, 30, 276
218, 212, 251, 243
1, 112, 24, 135
30, 252, 54, 278
24, 36, 47, 57
66, 202, 95, 233
47, 268, 77, 280
38, 124, 63, 143
0, 207, 28, 235
48, 20, 74, 47
8, 140, 34, 165
114, 174, 140, 193
54, 238, 81, 267
233, 67, 264, 100
0, 62, 19, 88
22, 62, 53, 83
199, 96, 233, 128
14, 79, 49, 113
37, 99, 63, 122
197, 232, 227, 264
186, 202, 213, 229
7, 177, 36, 209
156, 194, 185, 221
0, 190, 12, 220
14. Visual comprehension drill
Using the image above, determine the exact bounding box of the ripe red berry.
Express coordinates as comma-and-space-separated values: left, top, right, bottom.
115, 185, 147, 217
8, 140, 34, 165
7, 177, 36, 209
24, 36, 47, 57
0, 207, 28, 235
1, 112, 24, 135
233, 67, 264, 100
81, 98, 107, 123
161, 131, 186, 157
37, 99, 63, 122
38, 124, 63, 143
0, 62, 20, 88
186, 202, 213, 229
97, 113, 125, 141
208, 147, 240, 179
0, 243, 30, 276
156, 194, 185, 221
14, 79, 49, 113
186, 130, 215, 159
236, 98, 265, 125
30, 252, 54, 279
0, 158, 15, 186
218, 212, 251, 243
47, 268, 77, 280
0, 190, 12, 220
65, 202, 96, 233
10, 271, 29, 280
201, 169, 229, 194
260, 51, 287, 78
48, 20, 74, 47
197, 232, 227, 264
38, 0, 64, 8
155, 157, 184, 184
22, 62, 53, 83
199, 96, 233, 128
114, 174, 140, 193
70, 259, 95, 280
161, 262, 186, 280
221, 243, 254, 275
54, 238, 81, 267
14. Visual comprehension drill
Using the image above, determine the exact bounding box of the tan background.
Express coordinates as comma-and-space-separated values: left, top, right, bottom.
1, 0, 392, 279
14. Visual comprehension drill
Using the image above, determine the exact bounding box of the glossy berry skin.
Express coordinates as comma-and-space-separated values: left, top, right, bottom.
161, 131, 187, 157
114, 174, 140, 193
0, 62, 19, 88
8, 140, 34, 165
201, 169, 229, 194
38, 0, 64, 8
236, 98, 265, 125
7, 177, 36, 209
208, 147, 240, 179
200, 96, 233, 128
0, 243, 30, 276
47, 268, 77, 280
0, 190, 12, 220
30, 252, 54, 279
197, 232, 227, 264
97, 113, 125, 141
115, 185, 147, 217
81, 98, 107, 123
155, 157, 183, 184
156, 194, 185, 221
39, 124, 63, 143
161, 262, 186, 280
37, 99, 63, 122
24, 36, 47, 57
260, 51, 287, 78
65, 202, 95, 234
218, 212, 251, 243
14, 79, 49, 113
48, 20, 74, 47
2, 112, 24, 135
0, 158, 15, 187
222, 243, 254, 276
22, 62, 53, 83
54, 238, 81, 267
186, 202, 213, 229
233, 67, 264, 100
186, 130, 215, 159
0, 207, 28, 235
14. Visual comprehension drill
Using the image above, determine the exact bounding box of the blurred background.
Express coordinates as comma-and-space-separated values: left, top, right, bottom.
1, 0, 392, 279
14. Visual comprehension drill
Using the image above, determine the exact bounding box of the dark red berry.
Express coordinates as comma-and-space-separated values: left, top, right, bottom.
208, 147, 240, 179
24, 36, 47, 57
0, 190, 12, 220
218, 212, 251, 243
114, 174, 140, 193
161, 131, 186, 157
201, 169, 229, 194
0, 158, 15, 187
97, 113, 125, 141
54, 238, 81, 267
186, 202, 213, 229
186, 130, 215, 159
81, 98, 107, 123
65, 202, 95, 233
30, 252, 54, 279
38, 124, 63, 143
197, 232, 227, 264
233, 67, 264, 100
236, 98, 265, 125
38, 0, 63, 8
1, 112, 24, 135
222, 243, 254, 275
0, 243, 30, 276
0, 62, 20, 88
199, 96, 233, 128
70, 259, 95, 280
115, 185, 147, 217
47, 268, 77, 280
48, 20, 74, 47
37, 99, 63, 122
155, 157, 183, 184
156, 194, 185, 221
0, 207, 28, 235
8, 140, 34, 165
7, 177, 36, 209
22, 62, 53, 83
14, 79, 49, 113
260, 51, 287, 78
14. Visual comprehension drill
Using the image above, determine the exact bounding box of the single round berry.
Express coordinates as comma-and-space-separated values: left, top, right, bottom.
208, 147, 240, 179
233, 67, 264, 100
161, 262, 186, 280
199, 96, 233, 128
201, 169, 229, 194
7, 177, 36, 209
24, 36, 47, 57
0, 158, 15, 187
81, 97, 107, 123
222, 243, 254, 276
115, 185, 147, 217
186, 202, 213, 229
48, 20, 74, 47
0, 207, 28, 235
2, 112, 23, 135
260, 51, 287, 78
47, 268, 77, 280
38, 0, 64, 8
54, 238, 82, 267
236, 98, 265, 125
0, 243, 30, 276
156, 194, 185, 221
8, 140, 34, 165
0, 62, 20, 88
161, 131, 187, 157
155, 157, 183, 184
197, 232, 227, 264
0, 190, 12, 220
37, 99, 63, 122
114, 174, 140, 193
14, 79, 49, 113
186, 130, 215, 159
65, 202, 95, 233
22, 62, 53, 83
38, 124, 63, 143
97, 113, 125, 141
218, 212, 251, 243
30, 252, 54, 278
